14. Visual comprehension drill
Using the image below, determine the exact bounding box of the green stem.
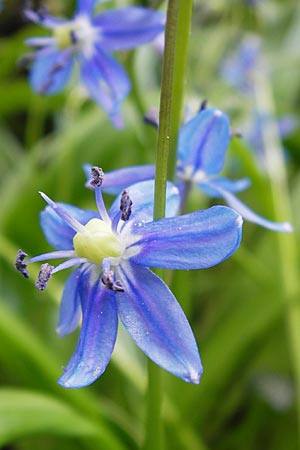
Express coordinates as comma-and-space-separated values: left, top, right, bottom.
253, 62, 300, 442
144, 1, 193, 449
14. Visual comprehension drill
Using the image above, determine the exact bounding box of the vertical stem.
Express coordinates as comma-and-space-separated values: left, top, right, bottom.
144, 1, 193, 450
253, 63, 300, 442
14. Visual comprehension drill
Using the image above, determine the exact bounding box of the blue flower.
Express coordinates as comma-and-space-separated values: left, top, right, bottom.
24, 1, 165, 126
90, 108, 292, 231
16, 170, 243, 388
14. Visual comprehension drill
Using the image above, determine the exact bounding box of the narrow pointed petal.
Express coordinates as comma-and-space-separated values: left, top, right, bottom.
108, 180, 180, 234
199, 176, 251, 197
93, 7, 165, 51
209, 183, 293, 232
24, 9, 65, 28
116, 262, 202, 383
80, 47, 130, 126
40, 203, 98, 250
30, 48, 73, 95
128, 206, 243, 269
84, 163, 155, 194
178, 108, 230, 176
57, 267, 84, 336
58, 272, 118, 388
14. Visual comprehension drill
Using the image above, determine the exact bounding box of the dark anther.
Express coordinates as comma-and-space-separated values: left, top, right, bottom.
199, 99, 208, 112
143, 108, 159, 129
230, 129, 243, 139
18, 53, 36, 69
90, 166, 104, 188
15, 249, 29, 279
120, 190, 132, 221
102, 269, 124, 292
39, 62, 64, 94
70, 30, 78, 45
35, 263, 54, 290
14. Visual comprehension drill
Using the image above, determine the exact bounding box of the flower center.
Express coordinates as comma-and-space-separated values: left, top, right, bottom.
53, 15, 98, 56
73, 218, 123, 265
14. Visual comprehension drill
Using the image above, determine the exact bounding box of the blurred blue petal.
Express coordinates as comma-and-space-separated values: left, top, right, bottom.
199, 176, 251, 197
116, 262, 202, 383
56, 267, 84, 337
177, 108, 230, 176
58, 272, 118, 388
93, 7, 165, 51
80, 47, 130, 126
30, 48, 73, 95
129, 206, 243, 269
40, 203, 98, 250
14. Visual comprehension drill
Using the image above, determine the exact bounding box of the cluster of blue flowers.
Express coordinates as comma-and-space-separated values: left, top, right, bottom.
15, 0, 292, 388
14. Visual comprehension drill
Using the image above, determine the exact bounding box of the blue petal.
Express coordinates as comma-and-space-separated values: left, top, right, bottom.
40, 203, 99, 250
208, 182, 293, 232
116, 261, 202, 383
109, 180, 180, 234
128, 205, 243, 269
77, 0, 96, 14
58, 271, 118, 388
177, 108, 230, 176
93, 7, 165, 51
56, 267, 84, 337
80, 47, 130, 126
24, 9, 65, 28
84, 163, 155, 194
199, 176, 251, 197
30, 47, 73, 95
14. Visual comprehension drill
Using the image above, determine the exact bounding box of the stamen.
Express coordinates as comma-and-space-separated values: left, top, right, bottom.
15, 249, 29, 279
39, 192, 86, 234
39, 61, 65, 94
199, 99, 208, 111
120, 190, 132, 221
27, 250, 76, 264
70, 30, 78, 45
102, 269, 124, 292
89, 166, 104, 188
35, 263, 54, 290
37, 5, 47, 21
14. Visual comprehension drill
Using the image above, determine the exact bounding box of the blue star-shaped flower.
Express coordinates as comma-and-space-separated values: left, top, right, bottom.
16, 171, 243, 388
90, 107, 292, 231
24, 1, 165, 126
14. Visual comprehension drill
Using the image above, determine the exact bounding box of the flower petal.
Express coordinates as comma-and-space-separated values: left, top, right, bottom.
80, 47, 130, 126
84, 163, 155, 194
56, 266, 84, 337
30, 47, 73, 95
116, 262, 202, 384
208, 182, 293, 232
128, 205, 243, 269
77, 0, 97, 14
199, 176, 251, 197
40, 203, 98, 250
109, 180, 180, 234
58, 271, 118, 388
24, 8, 65, 28
177, 108, 230, 176
93, 7, 165, 51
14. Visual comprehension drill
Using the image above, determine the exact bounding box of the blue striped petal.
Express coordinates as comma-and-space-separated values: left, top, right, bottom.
80, 47, 130, 127
128, 205, 243, 269
93, 7, 165, 51
40, 203, 98, 250
56, 267, 84, 337
58, 272, 118, 388
199, 176, 251, 197
116, 261, 202, 384
178, 108, 230, 176
30, 47, 73, 95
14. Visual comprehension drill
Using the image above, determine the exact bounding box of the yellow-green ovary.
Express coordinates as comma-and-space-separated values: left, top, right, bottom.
54, 24, 76, 49
73, 218, 123, 265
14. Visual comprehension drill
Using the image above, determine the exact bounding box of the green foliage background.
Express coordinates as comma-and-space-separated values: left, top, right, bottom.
0, 0, 300, 449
